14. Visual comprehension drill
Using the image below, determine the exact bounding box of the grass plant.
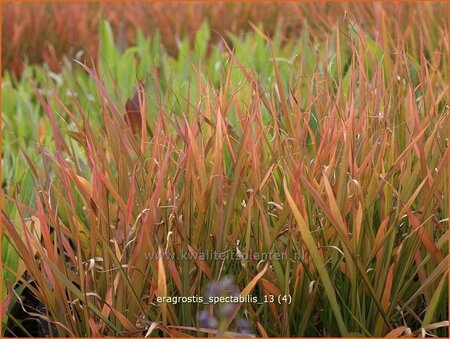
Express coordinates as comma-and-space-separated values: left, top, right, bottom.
1, 4, 448, 337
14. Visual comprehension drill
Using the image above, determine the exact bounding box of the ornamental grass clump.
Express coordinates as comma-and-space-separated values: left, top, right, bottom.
1, 5, 448, 337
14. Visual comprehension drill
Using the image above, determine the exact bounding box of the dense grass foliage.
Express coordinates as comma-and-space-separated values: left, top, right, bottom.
1, 6, 448, 338
3, 2, 447, 75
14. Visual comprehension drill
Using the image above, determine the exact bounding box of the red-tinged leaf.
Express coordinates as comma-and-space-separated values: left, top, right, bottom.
183, 116, 208, 190
125, 164, 138, 226
260, 278, 282, 328
223, 263, 269, 330
109, 306, 138, 334
164, 326, 195, 337
100, 273, 121, 332
166, 260, 183, 292
374, 263, 395, 335
2, 281, 13, 315
187, 246, 212, 279
322, 174, 348, 235
406, 210, 444, 263
256, 321, 269, 337
369, 214, 392, 262
88, 318, 101, 337
384, 326, 407, 338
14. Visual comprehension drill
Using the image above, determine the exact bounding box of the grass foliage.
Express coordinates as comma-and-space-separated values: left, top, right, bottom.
1, 5, 448, 338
